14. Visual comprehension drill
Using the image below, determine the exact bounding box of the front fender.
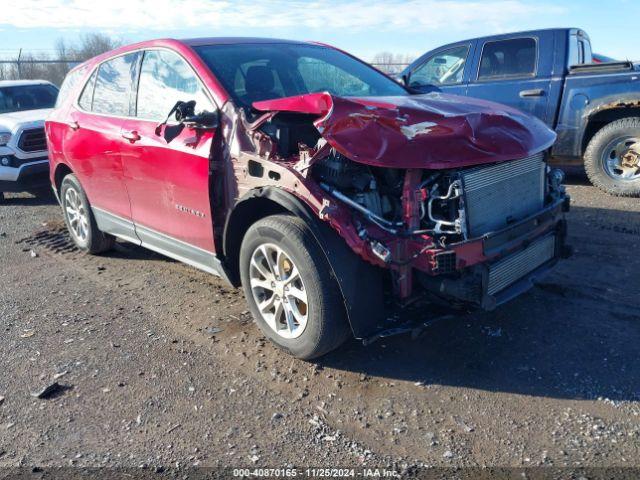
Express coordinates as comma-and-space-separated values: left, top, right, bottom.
225, 187, 385, 339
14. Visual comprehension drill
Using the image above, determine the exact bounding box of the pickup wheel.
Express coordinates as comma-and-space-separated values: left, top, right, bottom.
239, 214, 351, 360
584, 118, 640, 197
60, 174, 115, 254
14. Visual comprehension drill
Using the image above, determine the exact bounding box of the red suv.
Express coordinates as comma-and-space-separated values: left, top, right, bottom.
46, 38, 570, 359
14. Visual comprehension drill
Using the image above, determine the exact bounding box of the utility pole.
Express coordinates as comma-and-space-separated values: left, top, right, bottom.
16, 48, 22, 79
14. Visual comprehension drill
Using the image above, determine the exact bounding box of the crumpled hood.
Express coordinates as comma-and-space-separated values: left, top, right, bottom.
0, 108, 52, 133
253, 92, 556, 169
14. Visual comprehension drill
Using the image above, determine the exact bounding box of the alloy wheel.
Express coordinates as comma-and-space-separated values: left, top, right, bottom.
249, 243, 309, 339
64, 187, 89, 244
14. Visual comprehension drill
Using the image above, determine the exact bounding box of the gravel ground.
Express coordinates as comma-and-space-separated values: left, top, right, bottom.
0, 177, 639, 477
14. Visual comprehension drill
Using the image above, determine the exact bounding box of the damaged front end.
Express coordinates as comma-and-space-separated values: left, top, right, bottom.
222, 91, 569, 332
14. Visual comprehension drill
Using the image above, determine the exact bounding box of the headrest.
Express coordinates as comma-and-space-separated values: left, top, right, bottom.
245, 65, 275, 95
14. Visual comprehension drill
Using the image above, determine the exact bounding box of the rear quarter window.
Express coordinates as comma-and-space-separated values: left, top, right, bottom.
56, 67, 86, 108
78, 69, 98, 111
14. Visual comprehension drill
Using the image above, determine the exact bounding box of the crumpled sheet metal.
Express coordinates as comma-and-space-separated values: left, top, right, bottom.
253, 92, 556, 168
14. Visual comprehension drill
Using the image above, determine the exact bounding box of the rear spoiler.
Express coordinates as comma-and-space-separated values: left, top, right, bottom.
569, 61, 635, 75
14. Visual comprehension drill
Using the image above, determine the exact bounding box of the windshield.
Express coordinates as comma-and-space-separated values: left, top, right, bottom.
0, 84, 58, 114
194, 43, 408, 109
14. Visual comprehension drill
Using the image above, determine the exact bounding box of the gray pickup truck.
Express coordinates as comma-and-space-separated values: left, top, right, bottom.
401, 28, 640, 196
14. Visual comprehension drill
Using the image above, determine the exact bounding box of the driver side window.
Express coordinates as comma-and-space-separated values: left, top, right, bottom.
410, 45, 469, 87
136, 49, 213, 121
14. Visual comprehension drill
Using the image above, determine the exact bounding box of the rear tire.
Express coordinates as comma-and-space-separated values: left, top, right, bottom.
584, 117, 640, 197
239, 214, 351, 359
60, 174, 115, 254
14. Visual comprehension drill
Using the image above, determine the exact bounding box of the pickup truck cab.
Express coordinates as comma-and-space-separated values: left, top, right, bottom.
0, 80, 58, 201
401, 28, 640, 196
46, 38, 569, 358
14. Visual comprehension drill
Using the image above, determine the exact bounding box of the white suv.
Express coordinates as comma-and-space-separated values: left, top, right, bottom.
0, 80, 58, 201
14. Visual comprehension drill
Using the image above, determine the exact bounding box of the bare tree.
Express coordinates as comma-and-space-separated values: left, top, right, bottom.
61, 33, 123, 62
3, 33, 123, 85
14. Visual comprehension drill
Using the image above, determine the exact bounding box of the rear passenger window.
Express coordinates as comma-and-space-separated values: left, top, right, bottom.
92, 53, 138, 116
478, 38, 537, 80
136, 50, 213, 121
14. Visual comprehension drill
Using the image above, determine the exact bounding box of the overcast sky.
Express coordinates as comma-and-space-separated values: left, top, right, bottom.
2, 0, 639, 61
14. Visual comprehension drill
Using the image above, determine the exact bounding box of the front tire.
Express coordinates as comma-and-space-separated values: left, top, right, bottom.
584, 118, 640, 196
60, 174, 115, 254
239, 214, 351, 359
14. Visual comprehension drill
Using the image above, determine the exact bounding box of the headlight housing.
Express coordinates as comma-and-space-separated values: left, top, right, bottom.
0, 132, 11, 146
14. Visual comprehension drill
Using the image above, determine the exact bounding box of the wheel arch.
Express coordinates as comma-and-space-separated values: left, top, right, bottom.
53, 163, 74, 195
582, 106, 640, 155
222, 186, 385, 339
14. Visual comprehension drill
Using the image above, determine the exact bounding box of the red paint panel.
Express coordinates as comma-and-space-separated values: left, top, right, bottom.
254, 92, 556, 169
63, 108, 131, 220
119, 118, 216, 252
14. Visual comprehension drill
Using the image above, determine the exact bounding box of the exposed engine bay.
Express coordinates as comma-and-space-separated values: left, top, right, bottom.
311, 150, 466, 244
232, 92, 569, 308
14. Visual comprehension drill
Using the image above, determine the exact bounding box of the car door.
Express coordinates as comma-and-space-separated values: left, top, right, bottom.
405, 43, 474, 96
466, 36, 553, 125
118, 49, 219, 269
63, 52, 139, 237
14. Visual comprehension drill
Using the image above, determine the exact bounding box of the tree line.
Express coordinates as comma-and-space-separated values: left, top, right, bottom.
1, 33, 413, 86
0, 33, 122, 86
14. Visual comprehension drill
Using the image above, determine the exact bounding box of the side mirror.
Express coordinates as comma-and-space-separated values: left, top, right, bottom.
401, 73, 411, 87
155, 100, 218, 136
174, 100, 196, 123
182, 111, 219, 129
174, 100, 218, 129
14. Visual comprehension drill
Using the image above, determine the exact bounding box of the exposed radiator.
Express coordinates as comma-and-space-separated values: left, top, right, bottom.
487, 234, 555, 295
461, 153, 545, 237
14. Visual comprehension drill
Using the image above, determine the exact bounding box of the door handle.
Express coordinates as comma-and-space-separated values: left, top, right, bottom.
122, 130, 141, 143
66, 120, 79, 130
519, 89, 545, 98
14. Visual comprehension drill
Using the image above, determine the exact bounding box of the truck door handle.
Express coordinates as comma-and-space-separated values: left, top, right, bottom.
66, 121, 79, 130
122, 130, 141, 143
519, 89, 545, 98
